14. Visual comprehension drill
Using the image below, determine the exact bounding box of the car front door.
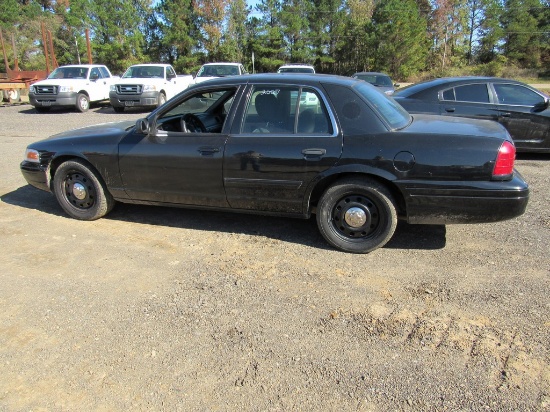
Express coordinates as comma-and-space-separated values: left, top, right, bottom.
87, 67, 106, 101
223, 84, 342, 214
118, 86, 243, 207
492, 82, 550, 151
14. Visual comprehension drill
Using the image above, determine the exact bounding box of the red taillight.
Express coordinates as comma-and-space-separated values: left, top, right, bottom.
493, 141, 515, 177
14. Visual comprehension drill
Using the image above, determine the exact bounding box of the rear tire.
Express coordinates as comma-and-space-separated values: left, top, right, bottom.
316, 177, 397, 253
53, 159, 115, 220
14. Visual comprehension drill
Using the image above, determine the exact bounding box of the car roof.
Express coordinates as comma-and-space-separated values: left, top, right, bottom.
279, 63, 315, 68
58, 64, 105, 68
130, 63, 171, 67
201, 62, 242, 66
353, 72, 390, 77
187, 73, 360, 88
394, 76, 525, 97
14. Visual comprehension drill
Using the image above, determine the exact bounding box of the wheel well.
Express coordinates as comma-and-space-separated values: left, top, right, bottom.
309, 173, 406, 217
48, 156, 98, 189
77, 91, 89, 97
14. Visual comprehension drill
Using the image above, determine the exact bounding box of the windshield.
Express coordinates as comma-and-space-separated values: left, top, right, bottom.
123, 66, 164, 78
354, 82, 410, 129
47, 67, 89, 79
355, 74, 393, 87
196, 65, 240, 78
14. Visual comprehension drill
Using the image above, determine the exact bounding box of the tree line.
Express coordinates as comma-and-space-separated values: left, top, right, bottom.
1, 0, 549, 80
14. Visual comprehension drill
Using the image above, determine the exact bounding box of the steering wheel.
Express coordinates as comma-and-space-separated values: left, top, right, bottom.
181, 113, 206, 133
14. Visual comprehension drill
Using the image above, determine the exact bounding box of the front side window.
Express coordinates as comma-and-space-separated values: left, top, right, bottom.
241, 86, 332, 135
90, 68, 101, 79
493, 83, 545, 106
154, 88, 237, 133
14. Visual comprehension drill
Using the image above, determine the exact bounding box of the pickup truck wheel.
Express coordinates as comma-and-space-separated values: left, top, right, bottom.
4, 89, 21, 103
157, 92, 166, 107
53, 159, 115, 221
76, 93, 90, 112
316, 177, 397, 254
113, 106, 124, 113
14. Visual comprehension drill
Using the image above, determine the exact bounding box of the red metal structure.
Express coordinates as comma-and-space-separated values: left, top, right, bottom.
0, 24, 56, 103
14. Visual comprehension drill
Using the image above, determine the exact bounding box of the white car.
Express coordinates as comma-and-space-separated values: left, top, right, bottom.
194, 63, 248, 84
109, 64, 194, 112
277, 64, 316, 74
29, 64, 119, 112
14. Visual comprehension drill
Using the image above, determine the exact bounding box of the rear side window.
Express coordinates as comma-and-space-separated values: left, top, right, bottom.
241, 86, 332, 135
442, 84, 490, 103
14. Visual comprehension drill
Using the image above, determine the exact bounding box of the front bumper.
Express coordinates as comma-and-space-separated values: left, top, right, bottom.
29, 92, 77, 108
109, 91, 160, 108
20, 161, 50, 192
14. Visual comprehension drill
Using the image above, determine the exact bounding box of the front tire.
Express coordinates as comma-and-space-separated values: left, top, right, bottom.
53, 159, 115, 220
157, 92, 166, 107
76, 93, 90, 112
316, 177, 397, 253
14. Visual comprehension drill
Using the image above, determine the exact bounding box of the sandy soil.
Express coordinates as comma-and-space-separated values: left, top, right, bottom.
0, 104, 548, 411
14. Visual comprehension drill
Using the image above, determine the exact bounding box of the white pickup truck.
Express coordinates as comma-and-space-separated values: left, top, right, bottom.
29, 64, 118, 112
109, 64, 194, 112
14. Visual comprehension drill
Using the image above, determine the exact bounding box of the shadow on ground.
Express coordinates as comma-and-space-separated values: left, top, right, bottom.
2, 185, 446, 252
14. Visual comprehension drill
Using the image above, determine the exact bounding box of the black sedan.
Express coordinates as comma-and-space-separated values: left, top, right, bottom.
20, 74, 529, 253
393, 76, 550, 153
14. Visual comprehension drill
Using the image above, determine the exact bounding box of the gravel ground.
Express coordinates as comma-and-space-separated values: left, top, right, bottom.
0, 103, 549, 411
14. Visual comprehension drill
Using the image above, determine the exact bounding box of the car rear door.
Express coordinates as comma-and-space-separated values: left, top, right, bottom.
223, 84, 342, 214
438, 82, 499, 122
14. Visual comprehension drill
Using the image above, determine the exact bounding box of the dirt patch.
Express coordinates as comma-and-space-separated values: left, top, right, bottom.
0, 105, 548, 411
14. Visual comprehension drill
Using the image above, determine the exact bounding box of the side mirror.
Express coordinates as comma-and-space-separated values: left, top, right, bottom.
136, 118, 150, 134
394, 83, 400, 88
533, 98, 549, 112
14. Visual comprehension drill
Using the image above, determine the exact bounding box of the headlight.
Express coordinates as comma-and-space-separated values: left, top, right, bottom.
29, 85, 35, 93
58, 85, 73, 93
25, 149, 40, 163
110, 85, 116, 92
142, 84, 157, 92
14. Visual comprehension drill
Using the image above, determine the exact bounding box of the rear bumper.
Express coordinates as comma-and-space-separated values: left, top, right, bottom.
399, 173, 529, 224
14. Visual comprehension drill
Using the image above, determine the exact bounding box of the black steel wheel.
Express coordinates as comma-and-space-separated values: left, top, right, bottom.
53, 159, 115, 220
316, 177, 397, 253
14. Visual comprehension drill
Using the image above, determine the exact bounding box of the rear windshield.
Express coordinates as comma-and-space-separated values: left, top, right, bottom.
354, 82, 410, 129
